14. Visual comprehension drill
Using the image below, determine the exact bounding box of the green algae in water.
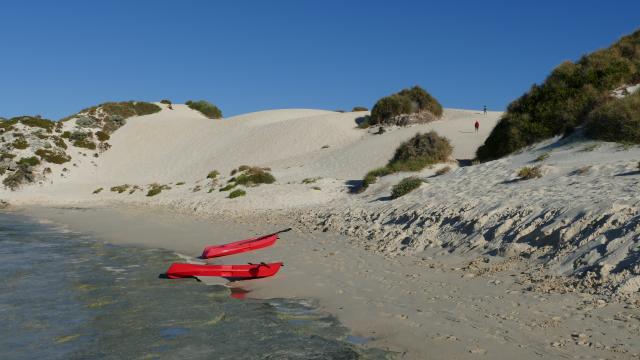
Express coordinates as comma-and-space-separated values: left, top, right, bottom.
0, 213, 391, 360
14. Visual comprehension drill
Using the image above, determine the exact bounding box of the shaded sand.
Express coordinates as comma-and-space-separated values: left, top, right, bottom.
22, 206, 640, 359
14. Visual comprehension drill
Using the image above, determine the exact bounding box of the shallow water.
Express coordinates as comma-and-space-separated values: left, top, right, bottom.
0, 213, 389, 359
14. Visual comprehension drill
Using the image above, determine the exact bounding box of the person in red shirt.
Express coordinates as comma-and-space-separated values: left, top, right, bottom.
474, 120, 479, 134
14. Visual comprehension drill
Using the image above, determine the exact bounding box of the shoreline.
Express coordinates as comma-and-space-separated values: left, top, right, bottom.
14, 204, 640, 359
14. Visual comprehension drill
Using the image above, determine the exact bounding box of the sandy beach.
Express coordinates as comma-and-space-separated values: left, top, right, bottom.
1, 104, 639, 359
15, 205, 639, 359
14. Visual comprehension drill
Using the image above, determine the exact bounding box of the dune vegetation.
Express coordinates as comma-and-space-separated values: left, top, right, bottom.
477, 29, 640, 161
186, 100, 223, 119
391, 177, 423, 198
369, 86, 443, 126
360, 131, 452, 191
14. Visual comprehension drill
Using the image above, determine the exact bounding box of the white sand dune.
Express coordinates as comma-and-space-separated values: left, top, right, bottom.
63, 106, 499, 184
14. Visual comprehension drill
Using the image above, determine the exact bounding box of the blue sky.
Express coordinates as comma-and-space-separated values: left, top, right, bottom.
1, 0, 638, 120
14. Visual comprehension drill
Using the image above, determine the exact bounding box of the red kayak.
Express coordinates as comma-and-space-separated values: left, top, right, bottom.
165, 262, 283, 280
201, 228, 291, 259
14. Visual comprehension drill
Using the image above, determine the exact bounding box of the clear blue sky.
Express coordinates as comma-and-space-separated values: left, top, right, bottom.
1, 0, 638, 120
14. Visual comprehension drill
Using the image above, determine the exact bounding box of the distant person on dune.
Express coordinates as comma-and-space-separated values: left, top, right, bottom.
475, 120, 479, 134
483, 105, 487, 115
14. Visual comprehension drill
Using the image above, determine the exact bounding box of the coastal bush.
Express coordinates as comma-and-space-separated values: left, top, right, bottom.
233, 167, 275, 186
73, 137, 96, 150
0, 153, 16, 160
75, 116, 98, 128
160, 99, 172, 105
12, 137, 28, 150
133, 101, 162, 116
391, 177, 423, 198
370, 86, 442, 125
585, 91, 640, 142
61, 131, 71, 139
388, 132, 453, 172
358, 132, 452, 191
15, 116, 55, 132
228, 189, 246, 199
517, 166, 542, 180
93, 187, 103, 194
477, 29, 640, 161
186, 100, 223, 119
207, 170, 219, 179
146, 183, 171, 197
35, 149, 71, 164
2, 164, 34, 190
110, 184, 130, 193
352, 106, 368, 112
17, 156, 40, 167
95, 131, 110, 142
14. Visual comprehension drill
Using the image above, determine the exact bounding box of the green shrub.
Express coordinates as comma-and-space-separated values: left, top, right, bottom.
93, 187, 103, 194
219, 183, 236, 192
2, 164, 34, 190
391, 177, 423, 198
585, 91, 640, 142
359, 132, 452, 191
12, 138, 26, 150
233, 167, 275, 186
517, 166, 542, 180
13, 116, 55, 132
73, 138, 96, 150
361, 167, 394, 189
160, 99, 172, 105
370, 94, 412, 125
0, 153, 16, 160
110, 184, 130, 193
228, 189, 246, 198
186, 100, 223, 119
75, 116, 98, 128
388, 131, 453, 171
352, 106, 368, 112
12, 137, 28, 150
95, 131, 110, 142
61, 131, 71, 139
175, 181, 185, 186
478, 29, 640, 161
133, 102, 162, 116
370, 86, 442, 125
146, 183, 171, 197
207, 170, 220, 179
50, 135, 67, 149
35, 149, 71, 164
17, 156, 40, 167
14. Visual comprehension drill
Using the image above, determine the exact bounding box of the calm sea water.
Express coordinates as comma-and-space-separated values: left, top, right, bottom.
0, 212, 389, 360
